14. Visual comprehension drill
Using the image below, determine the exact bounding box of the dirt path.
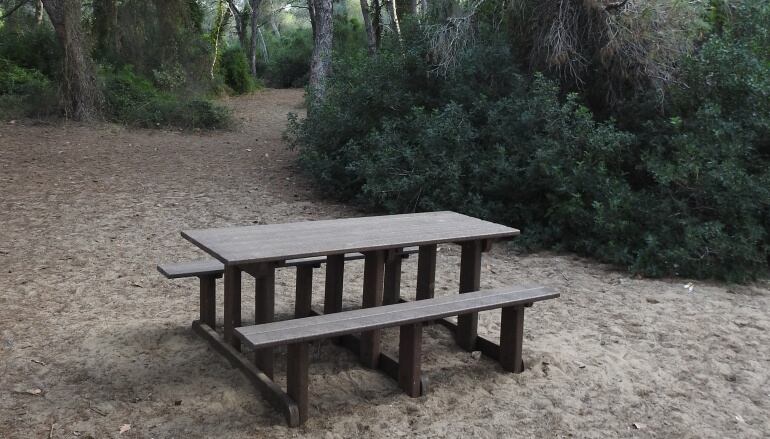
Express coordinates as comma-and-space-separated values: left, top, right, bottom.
1, 89, 768, 438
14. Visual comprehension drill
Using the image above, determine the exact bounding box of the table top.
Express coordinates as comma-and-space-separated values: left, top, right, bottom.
182, 211, 519, 266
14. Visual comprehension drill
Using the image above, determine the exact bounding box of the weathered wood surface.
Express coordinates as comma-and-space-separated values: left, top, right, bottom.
182, 212, 518, 265
157, 248, 419, 279
236, 286, 557, 349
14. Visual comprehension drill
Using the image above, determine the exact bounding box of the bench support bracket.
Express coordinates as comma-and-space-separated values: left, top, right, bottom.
191, 320, 301, 426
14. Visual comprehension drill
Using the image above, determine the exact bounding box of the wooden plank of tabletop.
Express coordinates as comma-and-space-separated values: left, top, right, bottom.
181, 211, 519, 266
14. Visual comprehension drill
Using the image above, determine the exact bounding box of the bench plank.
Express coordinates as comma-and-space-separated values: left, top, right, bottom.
236, 286, 558, 350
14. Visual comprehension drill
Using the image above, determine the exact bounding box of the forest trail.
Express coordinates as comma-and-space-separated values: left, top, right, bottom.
1, 89, 769, 438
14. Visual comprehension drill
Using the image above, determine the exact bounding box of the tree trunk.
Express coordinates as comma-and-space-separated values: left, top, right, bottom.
385, 0, 401, 38
249, 0, 261, 76
372, 0, 382, 49
270, 13, 281, 37
308, 0, 332, 105
42, 0, 101, 120
93, 0, 118, 58
307, 0, 317, 40
257, 27, 269, 63
419, 0, 426, 15
35, 0, 44, 25
226, 0, 248, 48
359, 0, 377, 55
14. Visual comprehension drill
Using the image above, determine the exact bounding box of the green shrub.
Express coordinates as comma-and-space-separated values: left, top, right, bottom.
0, 57, 58, 118
289, 8, 770, 281
0, 26, 61, 79
219, 46, 258, 94
264, 28, 313, 88
102, 66, 231, 129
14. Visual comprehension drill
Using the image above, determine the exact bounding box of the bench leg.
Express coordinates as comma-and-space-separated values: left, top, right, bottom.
223, 265, 242, 351
500, 306, 525, 373
295, 266, 314, 318
287, 342, 309, 425
324, 254, 345, 315
255, 263, 276, 378
399, 323, 423, 397
361, 250, 385, 368
456, 240, 482, 351
416, 244, 437, 300
383, 248, 402, 305
199, 275, 217, 328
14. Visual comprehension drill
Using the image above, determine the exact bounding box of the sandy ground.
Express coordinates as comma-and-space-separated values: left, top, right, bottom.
1, 89, 769, 439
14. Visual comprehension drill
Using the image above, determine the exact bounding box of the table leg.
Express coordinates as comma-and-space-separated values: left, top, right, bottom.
361, 250, 385, 368
457, 240, 481, 351
199, 275, 217, 328
254, 263, 276, 378
223, 265, 242, 351
383, 248, 403, 305
399, 323, 422, 397
287, 342, 309, 425
324, 254, 345, 314
295, 265, 314, 318
500, 306, 525, 373
416, 244, 437, 300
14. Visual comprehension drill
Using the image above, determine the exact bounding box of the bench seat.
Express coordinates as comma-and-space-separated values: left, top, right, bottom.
235, 285, 558, 425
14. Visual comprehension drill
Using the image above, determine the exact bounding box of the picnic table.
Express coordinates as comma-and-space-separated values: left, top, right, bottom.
165, 211, 558, 425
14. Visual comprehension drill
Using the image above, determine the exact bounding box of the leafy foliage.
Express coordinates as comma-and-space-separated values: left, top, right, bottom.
219, 46, 259, 94
102, 66, 231, 129
290, 5, 770, 281
0, 57, 58, 118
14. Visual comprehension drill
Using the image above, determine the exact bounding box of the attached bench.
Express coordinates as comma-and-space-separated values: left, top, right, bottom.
157, 247, 419, 326
234, 285, 558, 426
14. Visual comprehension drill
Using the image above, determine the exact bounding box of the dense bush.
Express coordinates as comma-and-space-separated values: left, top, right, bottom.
263, 29, 313, 88
289, 4, 770, 281
102, 66, 231, 129
219, 46, 259, 94
0, 57, 58, 118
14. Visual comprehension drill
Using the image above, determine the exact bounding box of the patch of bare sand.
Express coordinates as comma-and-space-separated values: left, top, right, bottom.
0, 88, 768, 438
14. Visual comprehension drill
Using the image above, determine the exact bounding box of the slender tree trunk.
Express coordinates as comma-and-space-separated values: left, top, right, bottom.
226, 0, 248, 48
257, 27, 269, 63
249, 0, 261, 76
372, 0, 382, 48
359, 0, 377, 55
211, 1, 230, 79
92, 0, 118, 58
42, 0, 101, 120
309, 0, 332, 105
307, 0, 317, 40
385, 0, 400, 38
419, 0, 427, 15
35, 0, 44, 25
270, 14, 281, 37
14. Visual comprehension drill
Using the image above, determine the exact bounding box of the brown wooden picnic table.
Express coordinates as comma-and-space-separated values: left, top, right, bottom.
179, 211, 526, 424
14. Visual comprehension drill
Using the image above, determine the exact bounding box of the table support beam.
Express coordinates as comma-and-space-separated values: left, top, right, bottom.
287, 342, 309, 425
295, 266, 314, 318
399, 323, 422, 397
416, 244, 437, 301
500, 306, 525, 373
254, 263, 276, 378
324, 254, 345, 315
191, 320, 300, 426
361, 250, 385, 368
457, 240, 482, 351
199, 275, 217, 328
223, 265, 242, 351
383, 248, 403, 305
